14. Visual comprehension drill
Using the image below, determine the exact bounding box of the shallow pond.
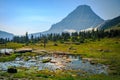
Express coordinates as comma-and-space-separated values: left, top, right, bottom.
0, 54, 108, 74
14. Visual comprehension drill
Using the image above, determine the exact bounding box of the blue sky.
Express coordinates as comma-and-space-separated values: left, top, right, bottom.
0, 0, 120, 35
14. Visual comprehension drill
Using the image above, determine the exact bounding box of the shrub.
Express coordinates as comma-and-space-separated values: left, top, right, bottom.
54, 43, 58, 46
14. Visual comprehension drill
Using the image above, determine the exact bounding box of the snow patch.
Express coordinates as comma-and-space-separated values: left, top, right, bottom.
64, 29, 76, 33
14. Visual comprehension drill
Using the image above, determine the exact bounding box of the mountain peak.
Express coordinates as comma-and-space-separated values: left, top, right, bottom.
73, 5, 97, 16
76, 5, 90, 9
44, 5, 104, 34
34, 5, 104, 35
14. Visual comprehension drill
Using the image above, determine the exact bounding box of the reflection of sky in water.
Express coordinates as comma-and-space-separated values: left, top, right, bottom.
0, 54, 108, 74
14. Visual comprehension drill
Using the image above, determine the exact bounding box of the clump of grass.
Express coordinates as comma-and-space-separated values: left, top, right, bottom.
0, 72, 10, 77
42, 58, 51, 63
13, 72, 27, 78
36, 74, 49, 78
0, 53, 18, 62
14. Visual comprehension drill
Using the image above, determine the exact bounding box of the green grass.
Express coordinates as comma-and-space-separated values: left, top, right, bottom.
0, 53, 19, 62
0, 69, 120, 80
0, 42, 24, 49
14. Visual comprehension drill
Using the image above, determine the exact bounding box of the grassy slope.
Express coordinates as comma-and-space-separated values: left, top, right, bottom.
105, 23, 120, 31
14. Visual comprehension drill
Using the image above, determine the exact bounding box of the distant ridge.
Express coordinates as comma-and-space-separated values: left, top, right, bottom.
0, 30, 14, 39
98, 16, 120, 29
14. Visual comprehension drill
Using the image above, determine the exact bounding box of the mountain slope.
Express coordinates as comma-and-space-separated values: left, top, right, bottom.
0, 30, 14, 39
45, 5, 104, 34
98, 16, 120, 30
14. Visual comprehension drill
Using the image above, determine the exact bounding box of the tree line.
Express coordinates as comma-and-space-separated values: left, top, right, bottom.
0, 29, 120, 45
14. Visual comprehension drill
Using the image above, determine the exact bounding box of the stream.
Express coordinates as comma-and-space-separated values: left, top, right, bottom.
0, 53, 108, 75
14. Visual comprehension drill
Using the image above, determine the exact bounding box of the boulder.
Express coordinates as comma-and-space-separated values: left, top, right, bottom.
7, 68, 17, 73
15, 48, 32, 53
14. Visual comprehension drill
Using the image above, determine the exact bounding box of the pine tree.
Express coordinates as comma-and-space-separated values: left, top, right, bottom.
25, 32, 29, 45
